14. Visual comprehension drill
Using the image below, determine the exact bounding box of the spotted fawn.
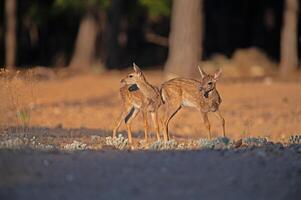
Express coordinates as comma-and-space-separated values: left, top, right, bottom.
113, 63, 162, 143
160, 66, 225, 141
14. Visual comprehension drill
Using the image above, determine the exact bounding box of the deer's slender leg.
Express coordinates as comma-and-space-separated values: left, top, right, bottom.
151, 112, 160, 141
202, 112, 211, 139
125, 124, 133, 144
113, 111, 125, 138
163, 105, 182, 142
160, 105, 169, 141
113, 105, 137, 138
214, 110, 226, 137
142, 110, 149, 141
125, 107, 140, 144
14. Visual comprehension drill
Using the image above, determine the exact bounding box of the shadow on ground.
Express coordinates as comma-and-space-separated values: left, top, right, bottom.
0, 148, 301, 200
1, 126, 301, 200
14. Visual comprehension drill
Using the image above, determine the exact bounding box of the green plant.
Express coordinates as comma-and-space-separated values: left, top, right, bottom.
16, 108, 31, 127
241, 130, 248, 138
139, 0, 171, 20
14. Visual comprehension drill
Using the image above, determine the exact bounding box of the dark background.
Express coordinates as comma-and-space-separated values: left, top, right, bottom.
0, 0, 300, 69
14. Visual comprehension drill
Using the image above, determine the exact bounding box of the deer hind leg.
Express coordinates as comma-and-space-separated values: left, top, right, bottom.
215, 110, 226, 137
113, 106, 136, 138
141, 110, 149, 141
162, 105, 182, 142
124, 107, 140, 144
202, 112, 211, 139
113, 111, 125, 138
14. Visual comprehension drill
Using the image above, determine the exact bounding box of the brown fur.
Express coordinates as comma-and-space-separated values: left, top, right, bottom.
160, 67, 225, 140
113, 63, 162, 143
113, 84, 148, 144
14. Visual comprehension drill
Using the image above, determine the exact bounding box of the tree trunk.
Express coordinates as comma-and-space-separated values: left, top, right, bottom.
5, 0, 17, 69
102, 0, 124, 69
280, 0, 299, 74
69, 11, 99, 71
165, 0, 203, 78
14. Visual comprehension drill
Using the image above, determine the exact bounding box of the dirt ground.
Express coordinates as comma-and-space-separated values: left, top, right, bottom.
1, 70, 301, 199
1, 148, 301, 200
3, 70, 300, 141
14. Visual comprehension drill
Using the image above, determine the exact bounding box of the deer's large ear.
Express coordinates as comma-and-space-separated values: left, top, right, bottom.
198, 65, 206, 79
133, 63, 142, 76
214, 68, 222, 80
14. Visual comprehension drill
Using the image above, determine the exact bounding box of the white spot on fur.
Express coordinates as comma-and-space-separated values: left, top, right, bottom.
182, 99, 196, 107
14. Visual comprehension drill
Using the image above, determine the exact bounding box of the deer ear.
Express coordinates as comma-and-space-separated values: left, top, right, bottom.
198, 65, 206, 79
133, 63, 142, 75
214, 68, 222, 80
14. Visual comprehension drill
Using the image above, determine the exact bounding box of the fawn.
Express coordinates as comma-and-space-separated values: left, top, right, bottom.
113, 63, 162, 143
113, 84, 147, 144
160, 66, 225, 141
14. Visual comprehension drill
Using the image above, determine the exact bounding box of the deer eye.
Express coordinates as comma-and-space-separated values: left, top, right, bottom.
208, 82, 213, 85
129, 75, 133, 78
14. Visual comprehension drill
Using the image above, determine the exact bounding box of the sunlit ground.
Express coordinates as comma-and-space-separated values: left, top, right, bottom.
1, 70, 301, 144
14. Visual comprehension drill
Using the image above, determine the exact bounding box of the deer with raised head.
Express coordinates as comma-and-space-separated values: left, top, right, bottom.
113, 63, 162, 144
113, 84, 147, 144
160, 66, 225, 141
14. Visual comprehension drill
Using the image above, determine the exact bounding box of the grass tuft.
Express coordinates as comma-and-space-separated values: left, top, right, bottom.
64, 140, 87, 151
105, 134, 129, 150
242, 137, 268, 146
288, 135, 301, 144
197, 137, 230, 150
149, 139, 178, 150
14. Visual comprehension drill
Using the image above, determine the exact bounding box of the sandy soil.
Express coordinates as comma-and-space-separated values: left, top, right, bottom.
1, 70, 301, 200
5, 71, 300, 141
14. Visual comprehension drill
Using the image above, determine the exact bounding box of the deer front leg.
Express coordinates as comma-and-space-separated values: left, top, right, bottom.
124, 107, 140, 144
142, 110, 149, 141
214, 110, 226, 137
161, 105, 169, 142
202, 112, 211, 139
126, 124, 133, 144
151, 112, 160, 141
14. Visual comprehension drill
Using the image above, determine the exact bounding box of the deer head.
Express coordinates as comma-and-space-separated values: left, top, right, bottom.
198, 66, 222, 94
121, 63, 146, 86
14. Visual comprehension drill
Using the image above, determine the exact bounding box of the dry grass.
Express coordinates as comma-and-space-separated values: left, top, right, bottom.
0, 69, 37, 129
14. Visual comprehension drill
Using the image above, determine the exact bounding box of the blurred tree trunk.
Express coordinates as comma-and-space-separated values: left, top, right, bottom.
165, 0, 203, 78
280, 0, 299, 74
5, 0, 17, 69
102, 0, 124, 69
69, 9, 100, 71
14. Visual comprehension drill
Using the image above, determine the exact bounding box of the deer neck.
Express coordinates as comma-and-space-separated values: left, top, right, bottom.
135, 78, 157, 99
